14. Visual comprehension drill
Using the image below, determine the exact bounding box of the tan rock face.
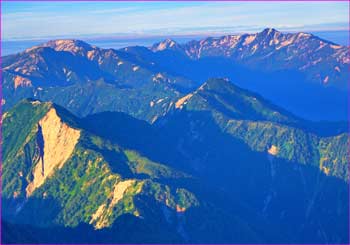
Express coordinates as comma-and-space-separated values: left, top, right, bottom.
26, 108, 81, 197
268, 145, 279, 156
13, 191, 20, 198
48, 40, 85, 54
90, 179, 137, 229
322, 166, 330, 176
111, 180, 135, 206
176, 205, 186, 213
175, 93, 193, 109
14, 75, 32, 89
90, 204, 106, 225
243, 35, 256, 45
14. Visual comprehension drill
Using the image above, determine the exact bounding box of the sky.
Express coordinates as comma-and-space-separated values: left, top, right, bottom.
2, 1, 349, 40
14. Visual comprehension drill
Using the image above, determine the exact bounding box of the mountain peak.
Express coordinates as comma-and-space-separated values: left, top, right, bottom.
200, 77, 230, 88
175, 78, 300, 125
42, 39, 94, 54
296, 31, 313, 38
151, 38, 181, 52
261, 28, 280, 35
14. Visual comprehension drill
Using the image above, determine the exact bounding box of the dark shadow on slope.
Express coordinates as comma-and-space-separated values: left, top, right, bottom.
155, 109, 349, 244
2, 213, 184, 244
80, 108, 349, 243
36, 124, 45, 176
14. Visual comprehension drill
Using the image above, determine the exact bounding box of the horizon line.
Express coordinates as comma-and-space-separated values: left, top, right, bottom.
3, 26, 349, 42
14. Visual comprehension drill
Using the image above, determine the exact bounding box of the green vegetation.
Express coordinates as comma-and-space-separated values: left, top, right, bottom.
35, 79, 181, 122
2, 100, 51, 198
141, 180, 198, 211
2, 100, 199, 229
319, 133, 349, 179
125, 150, 189, 179
185, 78, 299, 124
178, 78, 349, 181
2, 99, 51, 161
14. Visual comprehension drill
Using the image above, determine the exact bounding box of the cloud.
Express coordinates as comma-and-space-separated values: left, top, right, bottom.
2, 2, 348, 40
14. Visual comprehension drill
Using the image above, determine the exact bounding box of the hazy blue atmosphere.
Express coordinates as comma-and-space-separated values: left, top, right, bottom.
2, 2, 349, 55
2, 30, 348, 56
3, 2, 348, 40
2, 1, 348, 55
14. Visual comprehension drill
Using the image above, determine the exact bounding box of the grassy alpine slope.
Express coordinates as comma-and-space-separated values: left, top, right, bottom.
162, 78, 349, 181
2, 100, 198, 229
2, 99, 268, 243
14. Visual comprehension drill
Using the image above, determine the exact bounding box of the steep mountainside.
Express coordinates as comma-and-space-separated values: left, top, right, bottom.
160, 78, 349, 180
2, 90, 349, 243
2, 99, 272, 243
2, 100, 196, 233
152, 79, 349, 244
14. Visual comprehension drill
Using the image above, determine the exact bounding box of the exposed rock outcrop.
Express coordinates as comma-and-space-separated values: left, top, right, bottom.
26, 108, 81, 197
90, 179, 138, 229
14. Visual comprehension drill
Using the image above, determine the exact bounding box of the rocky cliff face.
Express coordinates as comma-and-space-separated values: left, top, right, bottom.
26, 108, 81, 196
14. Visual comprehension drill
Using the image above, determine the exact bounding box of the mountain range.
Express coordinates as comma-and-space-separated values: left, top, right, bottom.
152, 28, 348, 88
2, 28, 349, 121
1, 28, 349, 244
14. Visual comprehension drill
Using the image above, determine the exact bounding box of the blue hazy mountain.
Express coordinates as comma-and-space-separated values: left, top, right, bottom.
2, 28, 349, 121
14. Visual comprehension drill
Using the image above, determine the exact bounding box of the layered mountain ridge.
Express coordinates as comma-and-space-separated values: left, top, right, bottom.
2, 28, 349, 121
153, 28, 348, 88
2, 28, 349, 243
2, 41, 184, 121
162, 78, 349, 180
3, 80, 349, 242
